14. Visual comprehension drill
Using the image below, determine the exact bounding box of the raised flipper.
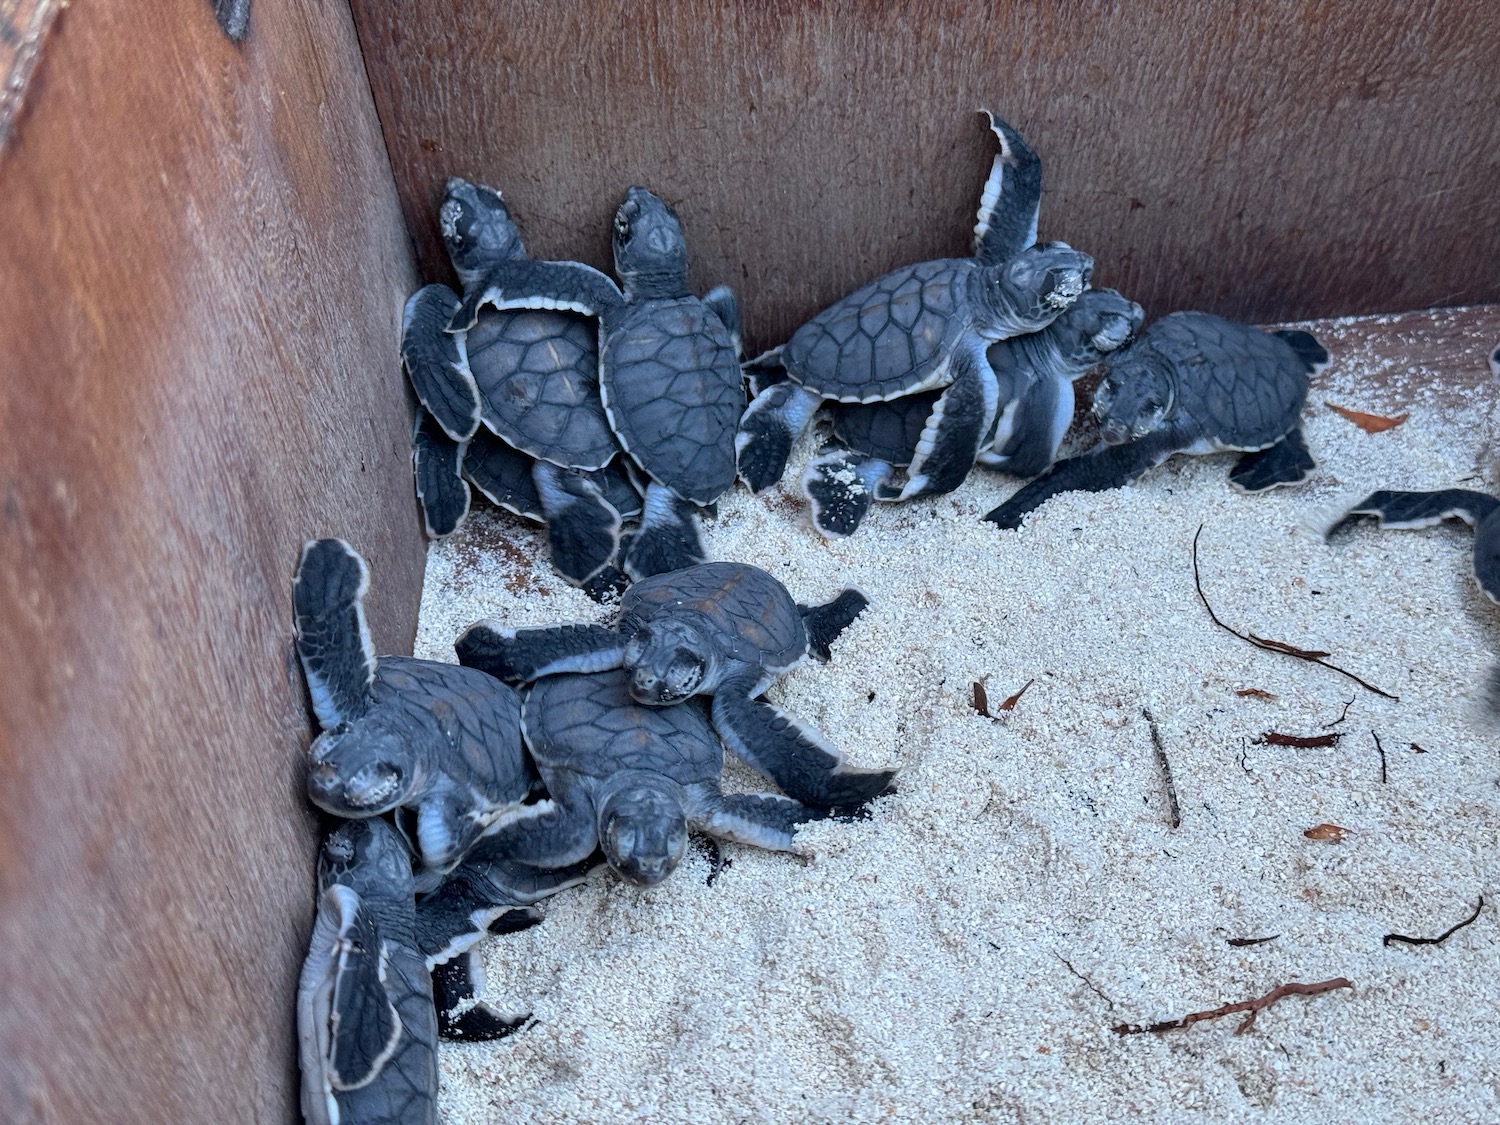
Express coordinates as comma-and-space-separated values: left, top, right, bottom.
711, 669, 896, 811
798, 588, 870, 662
1326, 488, 1500, 603
293, 539, 375, 730
983, 428, 1185, 529
1229, 427, 1315, 492
414, 784, 494, 875
412, 410, 471, 538
450, 260, 623, 332
685, 783, 828, 850
972, 111, 1042, 267
622, 482, 706, 581
702, 285, 742, 356
456, 621, 625, 683
402, 284, 481, 442
532, 461, 622, 587
736, 381, 824, 493
897, 341, 999, 501
742, 346, 790, 399
463, 430, 544, 521
981, 370, 1073, 479
431, 951, 529, 1042
800, 448, 893, 539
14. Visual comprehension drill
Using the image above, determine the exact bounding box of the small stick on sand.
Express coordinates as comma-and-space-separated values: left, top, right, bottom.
1191, 525, 1398, 700
1372, 731, 1387, 784
1323, 696, 1356, 727
1141, 708, 1181, 829
1113, 977, 1355, 1036
1256, 731, 1341, 748
1384, 895, 1485, 948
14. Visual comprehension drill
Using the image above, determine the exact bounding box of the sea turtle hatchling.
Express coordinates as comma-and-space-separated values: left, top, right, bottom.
403, 180, 638, 591
294, 538, 536, 876
297, 817, 438, 1125
447, 185, 745, 581
468, 669, 845, 887
456, 561, 895, 811
737, 113, 1093, 502
800, 288, 1144, 536
985, 312, 1329, 529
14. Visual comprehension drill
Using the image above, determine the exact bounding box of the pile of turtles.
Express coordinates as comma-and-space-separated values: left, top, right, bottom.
293, 114, 1489, 1123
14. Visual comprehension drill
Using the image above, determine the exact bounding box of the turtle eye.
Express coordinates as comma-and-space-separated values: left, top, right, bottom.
614, 214, 631, 241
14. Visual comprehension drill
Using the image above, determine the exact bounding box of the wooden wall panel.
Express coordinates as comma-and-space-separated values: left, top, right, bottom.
0, 0, 422, 1120
351, 0, 1500, 355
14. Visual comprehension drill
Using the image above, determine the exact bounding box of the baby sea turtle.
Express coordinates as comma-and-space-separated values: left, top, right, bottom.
294, 538, 536, 875
403, 180, 635, 591
1324, 488, 1500, 605
456, 561, 894, 810
801, 288, 1144, 536
985, 312, 1328, 528
737, 113, 1094, 501
449, 185, 744, 581
472, 669, 838, 887
297, 817, 438, 1125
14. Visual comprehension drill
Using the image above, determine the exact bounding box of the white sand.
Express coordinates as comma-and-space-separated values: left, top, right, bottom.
416, 307, 1500, 1123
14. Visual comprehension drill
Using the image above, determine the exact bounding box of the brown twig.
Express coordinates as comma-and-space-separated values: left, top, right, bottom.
1113, 977, 1354, 1036
1056, 954, 1116, 1009
1226, 935, 1280, 947
1256, 731, 1341, 748
1142, 708, 1181, 829
1323, 696, 1356, 728
1372, 731, 1387, 784
1384, 896, 1484, 948
1191, 525, 1397, 700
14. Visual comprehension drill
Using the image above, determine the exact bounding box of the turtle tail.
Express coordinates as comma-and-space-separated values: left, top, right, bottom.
1272, 329, 1330, 375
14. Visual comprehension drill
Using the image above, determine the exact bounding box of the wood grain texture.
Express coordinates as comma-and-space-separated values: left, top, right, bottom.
0, 0, 421, 1119
350, 0, 1500, 355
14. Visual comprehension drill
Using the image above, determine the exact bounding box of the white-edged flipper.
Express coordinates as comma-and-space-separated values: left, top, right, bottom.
431, 951, 530, 1042
797, 588, 870, 662
898, 342, 998, 500
450, 260, 622, 331
984, 428, 1185, 529
532, 461, 623, 587
1228, 427, 1316, 492
742, 345, 789, 399
1325, 488, 1500, 603
462, 430, 544, 521
801, 448, 893, 539
622, 482, 706, 581
412, 410, 471, 538
972, 111, 1042, 266
702, 284, 742, 355
456, 621, 626, 683
1271, 329, 1331, 376
982, 369, 1073, 479
403, 285, 481, 441
293, 539, 376, 729
686, 783, 828, 850
737, 382, 823, 493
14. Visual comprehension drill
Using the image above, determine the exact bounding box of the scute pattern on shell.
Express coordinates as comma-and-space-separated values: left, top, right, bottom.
620, 561, 808, 671
603, 298, 743, 503
786, 259, 972, 400
524, 670, 721, 783
464, 308, 617, 469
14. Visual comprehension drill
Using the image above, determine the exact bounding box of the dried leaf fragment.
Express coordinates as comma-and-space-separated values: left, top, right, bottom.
1303, 823, 1348, 842
971, 681, 994, 720
1257, 731, 1341, 748
1235, 688, 1276, 700
997, 678, 1035, 711
1325, 401, 1409, 433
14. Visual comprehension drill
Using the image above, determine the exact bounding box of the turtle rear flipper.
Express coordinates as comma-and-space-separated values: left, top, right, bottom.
450, 260, 622, 331
402, 285, 481, 442
801, 448, 891, 539
456, 621, 625, 683
412, 410, 472, 538
430, 951, 530, 1042
972, 111, 1042, 267
293, 539, 376, 730
1271, 329, 1331, 375
737, 382, 823, 493
983, 428, 1184, 530
686, 783, 829, 850
1229, 426, 1316, 493
897, 342, 998, 501
798, 588, 871, 662
462, 430, 544, 521
622, 482, 706, 581
532, 462, 623, 588
711, 670, 896, 811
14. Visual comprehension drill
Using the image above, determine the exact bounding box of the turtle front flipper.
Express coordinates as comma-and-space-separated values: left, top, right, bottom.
711, 670, 896, 811
402, 285, 482, 442
414, 784, 496, 875
462, 430, 544, 521
797, 588, 870, 662
456, 621, 625, 683
415, 874, 542, 968
972, 111, 1042, 267
412, 410, 472, 538
685, 782, 828, 851
1228, 427, 1316, 492
450, 260, 623, 331
1325, 488, 1500, 603
622, 482, 707, 581
897, 341, 998, 501
800, 447, 894, 539
293, 539, 376, 730
431, 952, 529, 1042
742, 345, 790, 398
737, 381, 823, 493
532, 462, 623, 588
980, 368, 1073, 479
702, 284, 742, 354
983, 428, 1184, 529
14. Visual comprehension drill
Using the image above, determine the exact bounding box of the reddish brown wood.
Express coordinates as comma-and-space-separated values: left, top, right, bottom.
0, 0, 421, 1118
350, 0, 1500, 354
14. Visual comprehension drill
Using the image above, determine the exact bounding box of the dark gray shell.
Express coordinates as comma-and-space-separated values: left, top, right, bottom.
600, 298, 743, 504
522, 669, 721, 785
1131, 312, 1310, 451
783, 259, 975, 400
463, 429, 545, 521
465, 307, 617, 470
829, 391, 940, 467
618, 561, 807, 672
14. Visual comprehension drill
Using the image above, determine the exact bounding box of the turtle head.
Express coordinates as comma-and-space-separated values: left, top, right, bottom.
596, 775, 688, 887
306, 713, 419, 816
622, 617, 713, 705
1093, 350, 1176, 444
612, 186, 689, 299
1053, 289, 1146, 371
316, 816, 414, 901
440, 178, 526, 286
991, 242, 1094, 333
